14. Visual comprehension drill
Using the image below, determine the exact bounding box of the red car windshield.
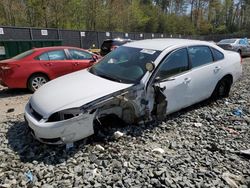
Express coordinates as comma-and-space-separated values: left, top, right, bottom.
12, 49, 34, 60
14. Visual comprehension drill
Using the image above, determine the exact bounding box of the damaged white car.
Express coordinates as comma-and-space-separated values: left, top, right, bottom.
24, 39, 242, 144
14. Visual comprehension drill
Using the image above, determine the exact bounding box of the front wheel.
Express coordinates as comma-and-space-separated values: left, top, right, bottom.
28, 74, 49, 92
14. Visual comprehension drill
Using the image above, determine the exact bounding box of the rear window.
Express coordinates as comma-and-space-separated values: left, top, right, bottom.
101, 40, 127, 49
218, 39, 237, 44
12, 49, 34, 60
211, 48, 224, 61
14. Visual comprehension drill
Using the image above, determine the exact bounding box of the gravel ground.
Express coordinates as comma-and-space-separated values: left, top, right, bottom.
0, 59, 249, 188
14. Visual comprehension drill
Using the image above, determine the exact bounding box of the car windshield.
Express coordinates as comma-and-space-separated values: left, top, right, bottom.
89, 46, 161, 84
12, 49, 34, 60
218, 39, 237, 44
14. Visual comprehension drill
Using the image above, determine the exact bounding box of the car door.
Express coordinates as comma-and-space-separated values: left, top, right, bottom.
38, 49, 73, 78
185, 46, 222, 105
245, 40, 250, 56
151, 48, 191, 114
67, 49, 95, 71
239, 39, 250, 56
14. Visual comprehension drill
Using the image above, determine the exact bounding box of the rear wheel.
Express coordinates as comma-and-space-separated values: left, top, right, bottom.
28, 74, 49, 92
212, 77, 232, 99
238, 49, 242, 57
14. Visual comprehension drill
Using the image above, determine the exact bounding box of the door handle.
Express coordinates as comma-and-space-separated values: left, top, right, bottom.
183, 77, 191, 84
166, 77, 175, 81
214, 66, 221, 72
45, 62, 52, 66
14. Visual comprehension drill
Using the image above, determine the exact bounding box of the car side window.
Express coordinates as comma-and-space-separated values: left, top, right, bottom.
211, 48, 224, 61
37, 53, 49, 60
239, 39, 249, 45
155, 48, 189, 80
47, 50, 67, 60
68, 49, 92, 60
188, 46, 213, 68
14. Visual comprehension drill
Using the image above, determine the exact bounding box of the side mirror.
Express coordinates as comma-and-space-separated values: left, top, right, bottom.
89, 60, 95, 66
92, 55, 98, 62
145, 62, 155, 72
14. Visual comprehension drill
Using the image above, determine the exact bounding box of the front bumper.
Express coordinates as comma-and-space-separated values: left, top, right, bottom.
24, 104, 95, 144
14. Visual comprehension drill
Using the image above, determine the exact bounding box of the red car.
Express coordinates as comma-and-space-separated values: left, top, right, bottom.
0, 46, 100, 91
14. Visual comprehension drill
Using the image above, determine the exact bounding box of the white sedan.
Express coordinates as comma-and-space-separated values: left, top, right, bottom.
24, 39, 242, 144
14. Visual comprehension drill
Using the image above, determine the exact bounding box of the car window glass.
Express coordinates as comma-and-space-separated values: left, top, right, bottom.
212, 48, 224, 61
12, 49, 34, 60
47, 50, 66, 60
90, 46, 160, 83
69, 49, 92, 60
37, 53, 49, 60
156, 48, 189, 80
218, 39, 236, 44
188, 46, 213, 68
240, 38, 249, 45
239, 39, 245, 45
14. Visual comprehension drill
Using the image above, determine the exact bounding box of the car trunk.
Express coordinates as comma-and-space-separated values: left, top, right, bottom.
217, 44, 232, 50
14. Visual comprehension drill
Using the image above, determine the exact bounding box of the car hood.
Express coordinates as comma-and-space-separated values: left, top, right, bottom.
30, 69, 133, 118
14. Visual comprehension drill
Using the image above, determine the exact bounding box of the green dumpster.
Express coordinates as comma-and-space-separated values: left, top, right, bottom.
0, 40, 62, 60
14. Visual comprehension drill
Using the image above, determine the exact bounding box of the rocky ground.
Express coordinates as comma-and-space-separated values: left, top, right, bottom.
0, 59, 249, 188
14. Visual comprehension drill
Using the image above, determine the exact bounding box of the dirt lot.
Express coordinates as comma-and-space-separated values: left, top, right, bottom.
0, 59, 249, 187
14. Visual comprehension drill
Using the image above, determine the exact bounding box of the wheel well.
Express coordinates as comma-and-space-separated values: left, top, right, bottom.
211, 74, 233, 99
26, 72, 50, 87
222, 74, 233, 85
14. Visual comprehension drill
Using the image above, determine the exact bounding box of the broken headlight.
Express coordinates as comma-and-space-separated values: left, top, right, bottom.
47, 108, 83, 122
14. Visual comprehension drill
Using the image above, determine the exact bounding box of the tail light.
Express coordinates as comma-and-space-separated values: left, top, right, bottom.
0, 63, 20, 72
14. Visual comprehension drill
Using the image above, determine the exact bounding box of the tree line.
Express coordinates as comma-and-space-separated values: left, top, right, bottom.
0, 0, 250, 35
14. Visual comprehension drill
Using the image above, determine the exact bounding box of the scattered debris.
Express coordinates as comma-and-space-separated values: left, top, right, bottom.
95, 144, 105, 151
232, 108, 243, 116
66, 143, 74, 150
240, 149, 250, 156
24, 170, 33, 183
152, 148, 165, 154
7, 108, 15, 113
123, 161, 129, 167
92, 168, 98, 177
223, 127, 240, 135
194, 123, 203, 127
74, 165, 82, 174
222, 172, 242, 188
113, 131, 124, 139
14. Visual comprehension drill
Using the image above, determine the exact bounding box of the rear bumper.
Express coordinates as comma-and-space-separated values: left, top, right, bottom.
0, 75, 26, 88
0, 78, 7, 87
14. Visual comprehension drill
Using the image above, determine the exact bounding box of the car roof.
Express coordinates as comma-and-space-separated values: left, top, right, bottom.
124, 38, 215, 51
219, 38, 240, 42
33, 46, 86, 51
104, 38, 132, 42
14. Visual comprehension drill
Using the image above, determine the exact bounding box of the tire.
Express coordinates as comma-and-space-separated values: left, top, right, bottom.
211, 77, 232, 99
28, 73, 49, 92
238, 49, 242, 57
